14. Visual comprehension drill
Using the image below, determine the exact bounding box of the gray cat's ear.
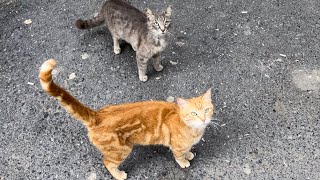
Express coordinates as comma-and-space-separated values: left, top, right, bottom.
202, 88, 212, 102
176, 98, 189, 108
165, 5, 172, 18
145, 8, 155, 21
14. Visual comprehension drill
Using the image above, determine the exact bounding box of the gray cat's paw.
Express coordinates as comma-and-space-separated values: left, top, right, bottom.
114, 48, 121, 54
154, 64, 164, 72
139, 75, 148, 82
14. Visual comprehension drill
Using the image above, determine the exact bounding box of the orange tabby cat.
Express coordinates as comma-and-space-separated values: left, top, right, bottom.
39, 59, 215, 180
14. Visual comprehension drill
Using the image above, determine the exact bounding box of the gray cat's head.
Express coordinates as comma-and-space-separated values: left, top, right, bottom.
145, 6, 172, 36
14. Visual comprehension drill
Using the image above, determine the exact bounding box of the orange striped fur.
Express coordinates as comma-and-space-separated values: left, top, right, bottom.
39, 59, 215, 180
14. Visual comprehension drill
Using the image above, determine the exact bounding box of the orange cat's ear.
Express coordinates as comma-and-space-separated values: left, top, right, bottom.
202, 88, 212, 102
176, 98, 189, 109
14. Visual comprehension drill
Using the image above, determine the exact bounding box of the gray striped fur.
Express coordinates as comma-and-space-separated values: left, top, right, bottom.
75, 0, 172, 82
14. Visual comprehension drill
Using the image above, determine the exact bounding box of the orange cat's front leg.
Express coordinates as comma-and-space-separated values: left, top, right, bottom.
185, 151, 195, 161
171, 148, 193, 168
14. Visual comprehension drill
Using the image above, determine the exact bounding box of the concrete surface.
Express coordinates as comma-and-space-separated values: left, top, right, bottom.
1, 0, 320, 179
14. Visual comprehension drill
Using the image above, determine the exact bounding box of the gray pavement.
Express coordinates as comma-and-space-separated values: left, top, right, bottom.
1, 0, 320, 179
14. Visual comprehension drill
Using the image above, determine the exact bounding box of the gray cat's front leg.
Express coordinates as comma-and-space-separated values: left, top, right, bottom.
113, 37, 121, 54
132, 44, 137, 52
136, 55, 148, 82
153, 53, 164, 72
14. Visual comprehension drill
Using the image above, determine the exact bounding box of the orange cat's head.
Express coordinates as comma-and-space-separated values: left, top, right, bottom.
176, 89, 215, 129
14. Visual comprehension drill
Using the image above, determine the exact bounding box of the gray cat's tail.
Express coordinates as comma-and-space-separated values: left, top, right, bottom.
75, 13, 105, 29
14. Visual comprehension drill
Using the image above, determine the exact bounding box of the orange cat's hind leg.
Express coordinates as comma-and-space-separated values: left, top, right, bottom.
104, 160, 127, 180
103, 146, 132, 180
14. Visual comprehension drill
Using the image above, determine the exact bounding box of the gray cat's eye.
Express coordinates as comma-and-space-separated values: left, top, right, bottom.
191, 112, 197, 116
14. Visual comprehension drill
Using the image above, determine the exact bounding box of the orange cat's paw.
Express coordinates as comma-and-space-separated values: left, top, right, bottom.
185, 152, 194, 161
108, 167, 127, 180
113, 170, 127, 180
176, 159, 190, 168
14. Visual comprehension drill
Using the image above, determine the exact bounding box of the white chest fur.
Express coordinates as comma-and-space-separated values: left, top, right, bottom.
152, 37, 167, 53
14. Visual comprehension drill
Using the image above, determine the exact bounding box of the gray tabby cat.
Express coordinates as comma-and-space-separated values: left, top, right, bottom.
75, 0, 172, 82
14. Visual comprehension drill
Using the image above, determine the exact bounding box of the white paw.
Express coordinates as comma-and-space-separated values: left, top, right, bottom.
154, 64, 164, 72
114, 170, 127, 180
139, 75, 148, 82
185, 152, 195, 161
177, 159, 190, 168
114, 48, 121, 55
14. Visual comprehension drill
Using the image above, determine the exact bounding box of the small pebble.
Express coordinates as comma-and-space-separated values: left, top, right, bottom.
24, 19, 32, 25
243, 164, 252, 175
175, 42, 185, 47
166, 96, 174, 102
170, 60, 178, 65
69, 73, 76, 80
81, 53, 89, 60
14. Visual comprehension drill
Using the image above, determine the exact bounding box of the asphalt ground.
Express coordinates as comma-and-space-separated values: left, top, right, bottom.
1, 0, 320, 179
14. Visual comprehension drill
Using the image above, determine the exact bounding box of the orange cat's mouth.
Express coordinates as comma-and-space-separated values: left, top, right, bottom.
186, 120, 210, 129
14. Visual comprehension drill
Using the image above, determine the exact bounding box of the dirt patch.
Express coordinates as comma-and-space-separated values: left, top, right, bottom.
292, 69, 320, 91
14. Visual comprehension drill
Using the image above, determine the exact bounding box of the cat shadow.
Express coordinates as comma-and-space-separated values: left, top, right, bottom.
161, 31, 221, 75
192, 109, 252, 165
77, 27, 111, 46
77, 26, 136, 52
119, 111, 244, 177
120, 145, 174, 174
118, 125, 230, 175
192, 125, 229, 160
77, 28, 209, 80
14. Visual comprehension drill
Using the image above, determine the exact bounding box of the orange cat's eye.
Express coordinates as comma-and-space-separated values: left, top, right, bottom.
191, 112, 197, 116
204, 108, 210, 113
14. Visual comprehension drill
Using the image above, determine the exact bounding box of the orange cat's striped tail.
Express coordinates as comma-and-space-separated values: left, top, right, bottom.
39, 59, 96, 123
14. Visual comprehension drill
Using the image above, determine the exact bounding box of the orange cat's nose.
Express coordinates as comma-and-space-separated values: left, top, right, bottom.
199, 117, 206, 122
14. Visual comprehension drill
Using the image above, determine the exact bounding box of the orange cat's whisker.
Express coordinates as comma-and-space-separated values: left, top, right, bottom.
208, 122, 222, 133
